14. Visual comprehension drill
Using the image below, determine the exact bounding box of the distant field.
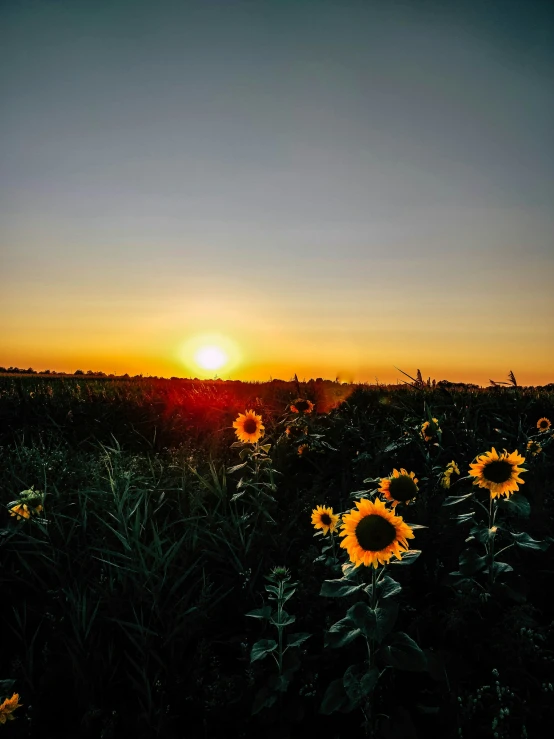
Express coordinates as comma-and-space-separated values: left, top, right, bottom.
1, 376, 553, 738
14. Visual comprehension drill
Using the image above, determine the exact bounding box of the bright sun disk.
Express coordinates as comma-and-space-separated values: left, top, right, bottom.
194, 345, 228, 371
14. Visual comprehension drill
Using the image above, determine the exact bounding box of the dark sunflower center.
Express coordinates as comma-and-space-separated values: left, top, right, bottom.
294, 400, 310, 412
483, 460, 512, 483
355, 514, 397, 551
320, 513, 332, 526
243, 418, 258, 434
539, 421, 548, 429
388, 475, 418, 502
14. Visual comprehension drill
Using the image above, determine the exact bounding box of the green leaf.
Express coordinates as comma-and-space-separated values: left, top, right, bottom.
390, 549, 421, 566
325, 617, 362, 649
251, 685, 278, 715
498, 492, 530, 518
347, 602, 377, 639
469, 520, 491, 544
488, 561, 513, 577
250, 639, 278, 663
442, 493, 474, 507
320, 678, 351, 715
226, 462, 248, 474
451, 512, 475, 524
343, 664, 379, 705
364, 575, 402, 601
245, 606, 272, 620
259, 444, 272, 453
458, 547, 487, 575
270, 611, 296, 628
375, 600, 399, 641
382, 632, 427, 672
320, 578, 364, 598
287, 632, 311, 648
510, 531, 550, 551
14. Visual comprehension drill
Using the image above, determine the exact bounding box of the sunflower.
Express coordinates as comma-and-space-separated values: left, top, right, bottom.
9, 502, 42, 520
290, 399, 314, 414
311, 505, 340, 535
537, 417, 551, 433
297, 444, 309, 456
233, 410, 264, 443
0, 693, 22, 724
468, 447, 526, 499
379, 468, 419, 507
526, 440, 542, 457
339, 497, 415, 568
440, 460, 460, 489
421, 418, 440, 442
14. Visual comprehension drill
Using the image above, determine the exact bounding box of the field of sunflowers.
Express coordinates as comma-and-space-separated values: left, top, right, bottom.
1, 375, 553, 738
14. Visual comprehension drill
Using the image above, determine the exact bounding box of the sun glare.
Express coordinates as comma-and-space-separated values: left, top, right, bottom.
179, 334, 241, 377
195, 345, 227, 371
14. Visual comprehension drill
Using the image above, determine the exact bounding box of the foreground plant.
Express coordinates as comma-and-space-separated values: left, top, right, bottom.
246, 567, 311, 715
319, 501, 424, 730
446, 447, 550, 598
311, 505, 341, 569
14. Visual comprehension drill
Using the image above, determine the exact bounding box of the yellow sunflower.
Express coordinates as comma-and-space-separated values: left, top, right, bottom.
233, 410, 264, 443
9, 503, 43, 520
339, 497, 415, 568
378, 468, 419, 507
468, 447, 526, 499
421, 418, 440, 442
0, 693, 22, 724
440, 460, 460, 489
537, 417, 551, 433
526, 440, 542, 457
311, 505, 340, 535
290, 399, 314, 414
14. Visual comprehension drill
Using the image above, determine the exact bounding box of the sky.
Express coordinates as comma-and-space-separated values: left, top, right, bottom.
1, 0, 553, 384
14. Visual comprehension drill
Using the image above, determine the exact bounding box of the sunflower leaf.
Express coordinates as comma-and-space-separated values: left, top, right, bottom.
390, 549, 421, 566
342, 664, 379, 705
364, 575, 402, 601
251, 685, 278, 715
270, 612, 296, 628
320, 678, 351, 715
452, 512, 475, 524
287, 632, 311, 648
347, 602, 377, 639
458, 548, 487, 575
250, 639, 278, 663
510, 531, 550, 551
375, 600, 399, 641
498, 493, 531, 518
245, 606, 272, 620
381, 632, 427, 672
442, 493, 474, 507
226, 462, 248, 474
325, 618, 362, 649
487, 561, 514, 577
320, 579, 364, 598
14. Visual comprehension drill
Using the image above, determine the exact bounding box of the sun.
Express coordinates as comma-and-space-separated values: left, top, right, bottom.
195, 345, 228, 371
179, 333, 241, 377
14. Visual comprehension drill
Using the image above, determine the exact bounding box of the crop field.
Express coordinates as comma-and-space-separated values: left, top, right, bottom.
1, 375, 553, 738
